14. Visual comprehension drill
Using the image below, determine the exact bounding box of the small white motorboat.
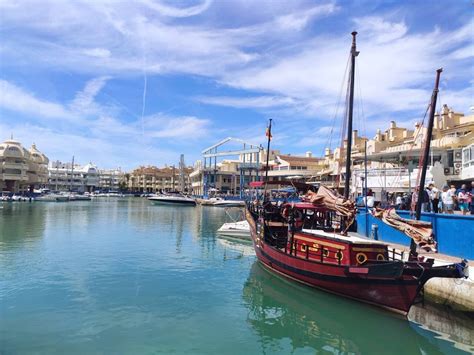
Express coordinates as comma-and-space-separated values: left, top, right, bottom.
212, 200, 246, 207
217, 220, 251, 240
148, 193, 196, 206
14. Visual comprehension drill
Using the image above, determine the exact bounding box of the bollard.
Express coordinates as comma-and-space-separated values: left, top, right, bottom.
371, 223, 379, 240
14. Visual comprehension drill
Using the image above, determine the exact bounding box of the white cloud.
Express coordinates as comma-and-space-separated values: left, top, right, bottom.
0, 1, 471, 165
147, 116, 210, 139
83, 48, 111, 58
0, 79, 211, 168
353, 16, 407, 44
275, 3, 339, 31
196, 95, 296, 109
0, 80, 69, 119
139, 0, 212, 18
70, 76, 111, 114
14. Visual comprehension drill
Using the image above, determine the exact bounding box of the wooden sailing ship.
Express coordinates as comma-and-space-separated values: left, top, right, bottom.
245, 32, 468, 315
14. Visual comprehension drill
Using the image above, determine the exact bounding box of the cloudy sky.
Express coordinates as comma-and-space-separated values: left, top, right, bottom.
0, 0, 472, 169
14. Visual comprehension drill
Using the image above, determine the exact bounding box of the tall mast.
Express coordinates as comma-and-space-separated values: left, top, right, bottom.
69, 156, 74, 192
344, 31, 359, 199
264, 119, 272, 183
179, 154, 185, 192
415, 68, 443, 221
263, 119, 272, 200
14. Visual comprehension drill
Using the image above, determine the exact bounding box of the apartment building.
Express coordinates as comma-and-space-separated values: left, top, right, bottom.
0, 138, 49, 193
48, 161, 100, 192
127, 166, 192, 193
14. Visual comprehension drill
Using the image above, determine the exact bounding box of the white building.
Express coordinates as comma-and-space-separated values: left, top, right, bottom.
462, 143, 474, 181
98, 168, 125, 191
48, 161, 99, 192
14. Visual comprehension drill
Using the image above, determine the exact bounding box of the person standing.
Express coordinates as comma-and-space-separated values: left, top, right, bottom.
441, 185, 454, 214
422, 185, 431, 212
458, 184, 469, 216
450, 185, 458, 210
429, 183, 440, 213
470, 181, 474, 215
395, 194, 402, 210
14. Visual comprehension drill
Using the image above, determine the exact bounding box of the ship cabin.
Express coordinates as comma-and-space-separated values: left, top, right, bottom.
260, 202, 391, 267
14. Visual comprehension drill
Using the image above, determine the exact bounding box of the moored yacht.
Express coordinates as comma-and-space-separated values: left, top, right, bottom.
148, 193, 196, 206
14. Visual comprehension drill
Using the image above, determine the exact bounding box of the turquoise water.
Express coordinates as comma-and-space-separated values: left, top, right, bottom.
1, 199, 472, 354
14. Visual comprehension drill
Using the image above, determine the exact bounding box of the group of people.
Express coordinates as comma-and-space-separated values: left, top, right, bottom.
404, 181, 474, 215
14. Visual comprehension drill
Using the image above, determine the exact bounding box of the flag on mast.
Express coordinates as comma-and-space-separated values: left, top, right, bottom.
265, 125, 272, 141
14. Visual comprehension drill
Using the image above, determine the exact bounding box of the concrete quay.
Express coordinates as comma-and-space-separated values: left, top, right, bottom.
389, 242, 473, 312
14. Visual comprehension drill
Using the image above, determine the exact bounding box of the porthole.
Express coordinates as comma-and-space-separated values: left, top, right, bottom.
356, 252, 368, 265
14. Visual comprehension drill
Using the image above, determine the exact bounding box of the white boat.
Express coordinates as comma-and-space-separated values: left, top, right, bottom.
36, 194, 69, 202
217, 220, 251, 240
212, 200, 246, 207
148, 194, 196, 206
197, 197, 223, 205
68, 194, 92, 201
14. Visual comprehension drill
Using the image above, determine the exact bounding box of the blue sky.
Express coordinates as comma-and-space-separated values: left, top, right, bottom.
0, 0, 472, 169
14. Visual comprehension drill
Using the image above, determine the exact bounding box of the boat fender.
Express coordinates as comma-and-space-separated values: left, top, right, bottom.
356, 252, 368, 265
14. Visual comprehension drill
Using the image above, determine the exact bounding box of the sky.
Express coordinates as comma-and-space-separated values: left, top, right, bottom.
0, 0, 472, 169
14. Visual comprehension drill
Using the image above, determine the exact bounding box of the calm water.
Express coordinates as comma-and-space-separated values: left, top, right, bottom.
1, 199, 473, 354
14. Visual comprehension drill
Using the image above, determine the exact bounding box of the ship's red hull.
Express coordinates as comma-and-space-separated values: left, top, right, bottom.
246, 212, 422, 314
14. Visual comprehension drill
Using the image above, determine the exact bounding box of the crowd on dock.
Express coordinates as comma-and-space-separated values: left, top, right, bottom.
390, 181, 474, 215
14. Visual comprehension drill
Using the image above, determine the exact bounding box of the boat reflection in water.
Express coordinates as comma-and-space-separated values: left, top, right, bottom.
243, 262, 473, 355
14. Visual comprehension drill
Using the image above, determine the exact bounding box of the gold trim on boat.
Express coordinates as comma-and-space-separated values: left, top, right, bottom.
352, 247, 387, 253
295, 235, 346, 250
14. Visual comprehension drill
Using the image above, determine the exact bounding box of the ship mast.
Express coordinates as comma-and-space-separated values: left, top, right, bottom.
415, 69, 443, 221
263, 118, 273, 201
409, 68, 442, 257
344, 31, 359, 199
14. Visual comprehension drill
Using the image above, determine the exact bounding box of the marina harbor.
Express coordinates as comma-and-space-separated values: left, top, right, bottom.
1, 1, 473, 354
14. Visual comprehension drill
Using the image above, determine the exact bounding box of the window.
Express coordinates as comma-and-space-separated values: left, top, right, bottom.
447, 150, 454, 167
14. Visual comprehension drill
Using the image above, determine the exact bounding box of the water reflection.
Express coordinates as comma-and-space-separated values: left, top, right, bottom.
0, 202, 46, 244
409, 304, 474, 354
243, 261, 472, 354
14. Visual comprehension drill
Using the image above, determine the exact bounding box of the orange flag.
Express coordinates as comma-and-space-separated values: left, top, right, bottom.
265, 127, 272, 140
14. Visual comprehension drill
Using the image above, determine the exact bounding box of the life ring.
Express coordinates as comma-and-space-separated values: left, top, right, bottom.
336, 250, 344, 261
301, 244, 307, 252
322, 248, 329, 258
376, 253, 386, 261
356, 252, 368, 265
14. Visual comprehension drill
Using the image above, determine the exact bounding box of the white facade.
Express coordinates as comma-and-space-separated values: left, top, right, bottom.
48, 161, 99, 192
99, 168, 125, 190
462, 144, 474, 181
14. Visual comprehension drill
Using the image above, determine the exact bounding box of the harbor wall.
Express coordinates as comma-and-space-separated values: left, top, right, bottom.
356, 210, 474, 260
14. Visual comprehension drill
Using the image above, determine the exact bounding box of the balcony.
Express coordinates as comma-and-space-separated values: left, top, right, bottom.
2, 161, 28, 170
1, 173, 28, 181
